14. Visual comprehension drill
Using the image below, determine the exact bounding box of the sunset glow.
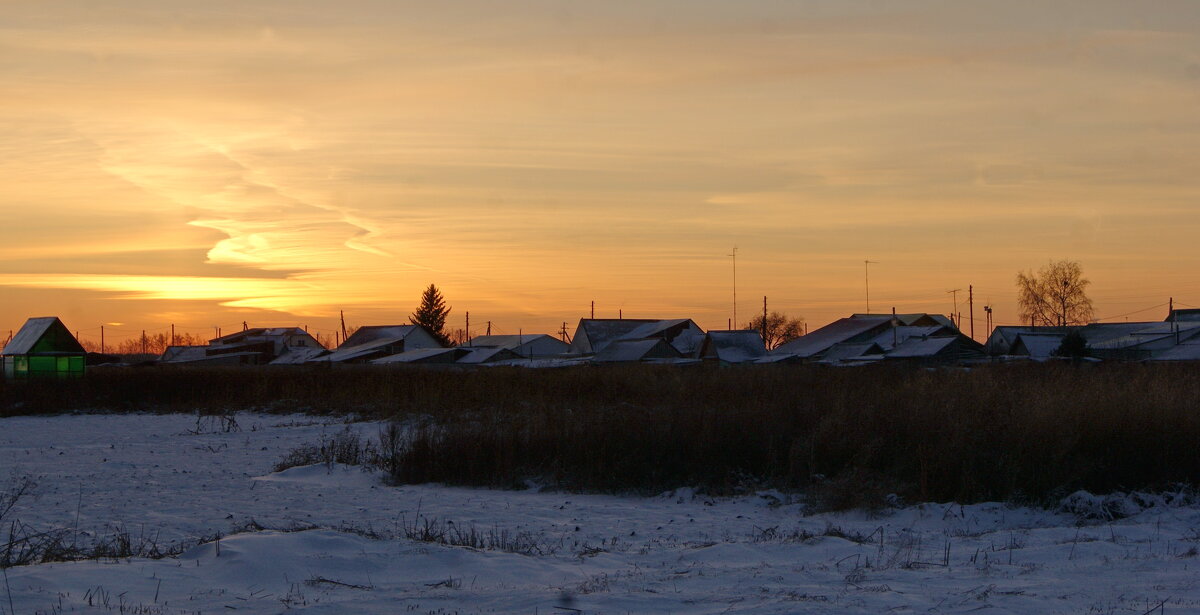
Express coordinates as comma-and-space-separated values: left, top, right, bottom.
3, 1, 1200, 345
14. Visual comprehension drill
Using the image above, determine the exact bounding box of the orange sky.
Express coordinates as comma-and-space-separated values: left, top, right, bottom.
3, 1, 1199, 347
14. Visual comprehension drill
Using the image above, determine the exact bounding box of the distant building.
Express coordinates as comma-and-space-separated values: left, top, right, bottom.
569, 318, 706, 358
467, 334, 569, 358
2, 317, 86, 379
322, 325, 443, 363
699, 330, 767, 365
371, 347, 469, 365
592, 338, 683, 363
769, 313, 983, 365
159, 327, 326, 366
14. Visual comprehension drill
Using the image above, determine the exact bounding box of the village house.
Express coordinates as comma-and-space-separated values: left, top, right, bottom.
467, 334, 569, 358
320, 325, 443, 364
2, 316, 86, 379
159, 327, 326, 366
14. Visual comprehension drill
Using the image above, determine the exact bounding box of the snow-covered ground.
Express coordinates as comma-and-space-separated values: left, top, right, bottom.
1, 412, 1199, 614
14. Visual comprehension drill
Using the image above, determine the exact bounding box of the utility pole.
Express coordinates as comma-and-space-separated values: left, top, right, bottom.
340, 310, 348, 342
141, 330, 146, 355
1171, 297, 1178, 344
100, 325, 104, 354
892, 307, 898, 347
762, 296, 768, 346
968, 285, 975, 341
947, 289, 962, 329
590, 301, 594, 319
486, 321, 492, 336
864, 260, 878, 313
619, 309, 622, 319
729, 247, 738, 328
171, 324, 175, 346
243, 321, 248, 331
466, 311, 471, 346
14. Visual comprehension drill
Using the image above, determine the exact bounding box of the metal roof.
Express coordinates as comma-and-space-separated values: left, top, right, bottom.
772, 315, 893, 358
268, 346, 329, 365
1011, 333, 1066, 360
456, 346, 521, 364
371, 347, 465, 364
593, 338, 679, 362
703, 330, 766, 363
324, 325, 431, 362
2, 317, 85, 355
570, 319, 658, 354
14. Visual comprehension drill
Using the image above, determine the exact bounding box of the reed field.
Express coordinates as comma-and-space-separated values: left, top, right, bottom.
2, 363, 1197, 506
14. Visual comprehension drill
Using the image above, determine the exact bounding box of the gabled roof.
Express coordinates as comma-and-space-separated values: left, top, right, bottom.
819, 342, 885, 363
2, 317, 85, 355
863, 325, 955, 351
593, 338, 680, 362
467, 334, 569, 353
886, 335, 985, 361
702, 330, 767, 363
1010, 333, 1066, 360
851, 313, 957, 329
160, 345, 208, 363
771, 315, 893, 358
616, 319, 698, 341
324, 325, 436, 362
212, 327, 310, 344
570, 319, 658, 354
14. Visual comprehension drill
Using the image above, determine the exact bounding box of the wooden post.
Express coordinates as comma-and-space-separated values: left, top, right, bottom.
969, 285, 975, 341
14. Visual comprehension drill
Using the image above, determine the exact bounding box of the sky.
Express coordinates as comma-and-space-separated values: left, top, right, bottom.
2, 1, 1199, 346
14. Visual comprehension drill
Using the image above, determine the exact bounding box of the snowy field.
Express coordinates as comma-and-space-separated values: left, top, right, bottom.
1, 413, 1199, 614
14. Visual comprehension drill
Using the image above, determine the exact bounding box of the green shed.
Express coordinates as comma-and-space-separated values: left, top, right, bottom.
2, 317, 86, 379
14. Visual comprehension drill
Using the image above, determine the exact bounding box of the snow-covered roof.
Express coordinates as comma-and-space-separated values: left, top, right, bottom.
885, 336, 961, 359
593, 338, 679, 363
268, 346, 329, 365
570, 319, 658, 354
702, 330, 766, 363
772, 315, 893, 358
371, 348, 465, 364
864, 326, 953, 351
1011, 333, 1066, 360
1148, 340, 1200, 361
819, 342, 885, 363
213, 327, 309, 344
466, 334, 569, 356
456, 346, 521, 364
3, 317, 85, 356
159, 345, 208, 363
324, 325, 434, 363
616, 319, 697, 342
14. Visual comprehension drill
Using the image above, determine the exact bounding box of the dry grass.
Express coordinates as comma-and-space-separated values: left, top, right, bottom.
5, 363, 1200, 505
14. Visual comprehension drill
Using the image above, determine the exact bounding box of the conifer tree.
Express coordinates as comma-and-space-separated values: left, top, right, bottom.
410, 284, 452, 345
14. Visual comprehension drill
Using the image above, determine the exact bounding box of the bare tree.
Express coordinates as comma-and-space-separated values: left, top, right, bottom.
745, 312, 805, 350
1016, 260, 1095, 327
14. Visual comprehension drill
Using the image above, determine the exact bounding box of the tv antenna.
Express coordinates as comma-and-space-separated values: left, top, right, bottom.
947, 288, 962, 328
864, 260, 879, 313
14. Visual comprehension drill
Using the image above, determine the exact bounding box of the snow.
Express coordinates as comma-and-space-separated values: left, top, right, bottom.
2, 412, 1200, 613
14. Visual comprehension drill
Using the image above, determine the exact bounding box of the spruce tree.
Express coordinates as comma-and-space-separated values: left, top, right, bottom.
410, 284, 452, 346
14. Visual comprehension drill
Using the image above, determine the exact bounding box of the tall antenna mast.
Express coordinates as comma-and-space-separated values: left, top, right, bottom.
864, 260, 878, 313
946, 289, 962, 328
729, 247, 738, 328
